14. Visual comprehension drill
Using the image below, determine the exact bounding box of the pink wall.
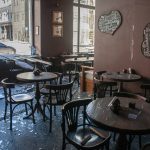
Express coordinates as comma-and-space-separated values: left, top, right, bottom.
94, 0, 150, 92
34, 0, 41, 55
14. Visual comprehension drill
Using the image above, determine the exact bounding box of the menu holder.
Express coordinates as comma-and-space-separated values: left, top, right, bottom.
108, 96, 118, 107
109, 97, 120, 114
115, 106, 142, 119
108, 97, 142, 118
127, 108, 142, 120
33, 69, 41, 76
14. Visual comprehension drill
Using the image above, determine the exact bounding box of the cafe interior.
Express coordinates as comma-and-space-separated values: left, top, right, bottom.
0, 0, 150, 150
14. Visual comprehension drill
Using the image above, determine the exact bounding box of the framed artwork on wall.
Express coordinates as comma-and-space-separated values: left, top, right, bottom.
52, 25, 63, 37
52, 11, 63, 24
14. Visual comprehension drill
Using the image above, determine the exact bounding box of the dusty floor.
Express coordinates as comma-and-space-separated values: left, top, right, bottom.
0, 83, 149, 150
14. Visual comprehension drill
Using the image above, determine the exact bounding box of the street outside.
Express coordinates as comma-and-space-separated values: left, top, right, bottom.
0, 40, 31, 55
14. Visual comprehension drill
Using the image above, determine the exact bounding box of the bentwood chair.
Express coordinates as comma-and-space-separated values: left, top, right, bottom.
61, 98, 111, 150
1, 78, 35, 130
113, 92, 147, 149
141, 143, 150, 150
94, 77, 110, 99
43, 81, 74, 132
61, 61, 80, 86
94, 71, 118, 96
141, 84, 150, 102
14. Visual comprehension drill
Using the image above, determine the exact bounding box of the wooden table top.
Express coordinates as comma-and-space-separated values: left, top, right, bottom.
17, 72, 57, 82
65, 57, 94, 63
86, 97, 150, 135
25, 58, 52, 66
102, 72, 141, 82
60, 54, 79, 58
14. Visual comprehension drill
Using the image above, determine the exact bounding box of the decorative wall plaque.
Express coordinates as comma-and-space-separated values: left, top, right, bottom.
98, 10, 122, 35
141, 23, 150, 58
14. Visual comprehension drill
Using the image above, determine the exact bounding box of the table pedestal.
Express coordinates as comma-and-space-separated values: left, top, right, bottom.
116, 134, 128, 150
24, 82, 45, 120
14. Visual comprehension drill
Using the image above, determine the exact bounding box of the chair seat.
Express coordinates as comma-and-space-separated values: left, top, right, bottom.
66, 125, 110, 149
44, 96, 67, 105
11, 94, 33, 103
40, 87, 49, 95
40, 87, 57, 95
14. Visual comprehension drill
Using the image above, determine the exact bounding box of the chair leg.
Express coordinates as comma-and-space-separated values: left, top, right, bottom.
10, 103, 13, 130
113, 133, 116, 141
31, 101, 35, 124
25, 103, 28, 115
49, 105, 52, 132
43, 103, 46, 122
4, 102, 8, 120
128, 135, 132, 150
139, 135, 142, 149
62, 136, 66, 150
110, 86, 112, 96
105, 141, 109, 150
54, 106, 56, 116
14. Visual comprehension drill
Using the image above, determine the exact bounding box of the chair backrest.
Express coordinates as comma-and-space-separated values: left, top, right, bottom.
113, 92, 147, 101
141, 143, 150, 150
94, 71, 106, 80
45, 81, 74, 105
62, 98, 92, 131
1, 78, 15, 103
94, 77, 109, 99
141, 84, 150, 99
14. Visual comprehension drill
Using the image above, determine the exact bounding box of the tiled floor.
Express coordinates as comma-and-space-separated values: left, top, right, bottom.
0, 83, 149, 150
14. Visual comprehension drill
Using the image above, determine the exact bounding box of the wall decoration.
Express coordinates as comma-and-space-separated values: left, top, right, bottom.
52, 11, 63, 37
52, 25, 63, 37
141, 23, 150, 58
52, 11, 63, 24
98, 10, 122, 35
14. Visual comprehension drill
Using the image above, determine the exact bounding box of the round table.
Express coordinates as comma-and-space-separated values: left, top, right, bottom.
102, 72, 141, 92
65, 57, 94, 71
86, 97, 150, 150
17, 72, 57, 118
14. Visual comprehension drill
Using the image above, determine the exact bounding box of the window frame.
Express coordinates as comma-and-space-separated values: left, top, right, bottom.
73, 0, 95, 53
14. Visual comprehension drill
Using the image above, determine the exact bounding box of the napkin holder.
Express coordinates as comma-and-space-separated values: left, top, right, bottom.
33, 69, 41, 76
110, 98, 120, 114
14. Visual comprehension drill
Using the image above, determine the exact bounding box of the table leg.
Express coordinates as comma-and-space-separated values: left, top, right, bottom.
118, 82, 123, 92
116, 134, 128, 150
24, 82, 45, 119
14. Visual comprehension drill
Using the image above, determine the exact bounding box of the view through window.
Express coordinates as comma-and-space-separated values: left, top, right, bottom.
0, 0, 33, 55
73, 0, 95, 53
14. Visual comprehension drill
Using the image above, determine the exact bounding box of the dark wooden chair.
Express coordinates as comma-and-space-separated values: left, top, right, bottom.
141, 143, 150, 150
61, 61, 80, 86
1, 78, 35, 130
113, 92, 147, 149
43, 81, 74, 132
61, 98, 111, 150
94, 77, 110, 99
141, 84, 150, 102
95, 71, 118, 96
113, 92, 147, 101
